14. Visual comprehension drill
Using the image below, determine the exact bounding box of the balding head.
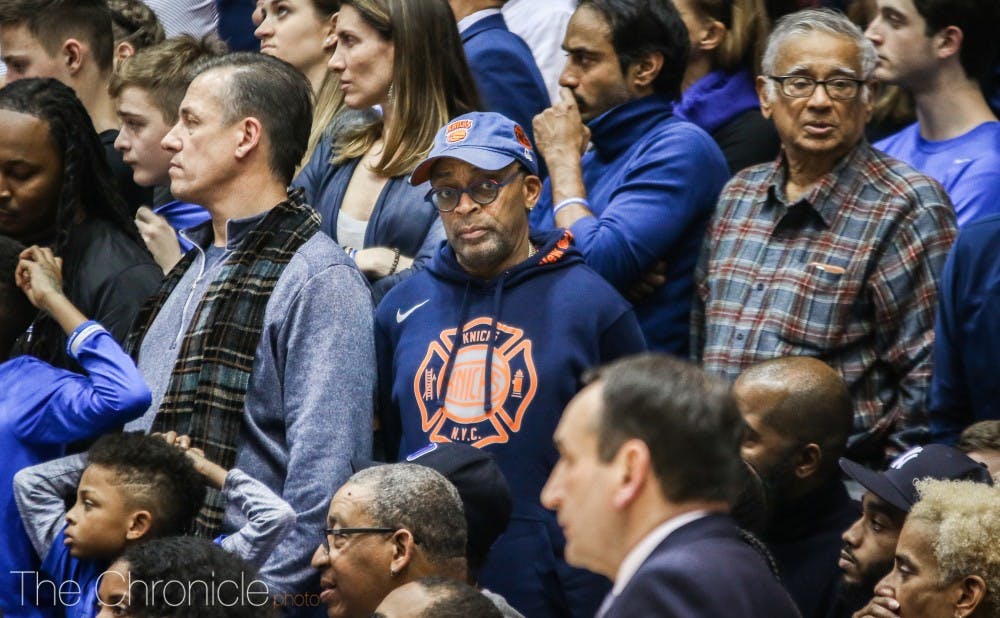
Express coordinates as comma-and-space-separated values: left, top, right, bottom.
734, 356, 853, 500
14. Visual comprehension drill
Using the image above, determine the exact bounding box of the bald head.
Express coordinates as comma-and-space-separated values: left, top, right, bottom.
735, 357, 852, 489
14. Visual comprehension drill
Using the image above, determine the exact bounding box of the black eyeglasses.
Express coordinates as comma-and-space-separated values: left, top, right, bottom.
767, 75, 866, 101
425, 169, 523, 213
322, 527, 396, 554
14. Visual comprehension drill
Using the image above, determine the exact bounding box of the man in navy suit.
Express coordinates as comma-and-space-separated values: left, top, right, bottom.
541, 354, 801, 617
449, 0, 550, 144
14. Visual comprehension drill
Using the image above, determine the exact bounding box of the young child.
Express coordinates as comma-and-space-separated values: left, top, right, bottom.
0, 240, 151, 618
13, 433, 205, 618
13, 432, 295, 618
110, 35, 226, 272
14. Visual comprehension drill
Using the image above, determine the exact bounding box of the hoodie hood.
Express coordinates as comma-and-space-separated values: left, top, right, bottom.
426, 228, 584, 288
674, 68, 760, 135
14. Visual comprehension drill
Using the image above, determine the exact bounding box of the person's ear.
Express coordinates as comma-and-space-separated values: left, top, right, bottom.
522, 174, 542, 210
322, 12, 337, 50
388, 528, 417, 576
62, 39, 85, 76
612, 439, 652, 510
934, 25, 963, 63
125, 510, 153, 540
114, 41, 137, 65
233, 117, 264, 160
630, 51, 664, 91
794, 443, 822, 479
693, 19, 727, 54
954, 574, 986, 616
756, 75, 773, 118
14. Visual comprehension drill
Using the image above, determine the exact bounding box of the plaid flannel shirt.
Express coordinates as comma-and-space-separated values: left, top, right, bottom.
693, 142, 956, 459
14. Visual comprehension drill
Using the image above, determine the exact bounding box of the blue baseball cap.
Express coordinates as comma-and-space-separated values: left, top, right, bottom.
409, 111, 538, 185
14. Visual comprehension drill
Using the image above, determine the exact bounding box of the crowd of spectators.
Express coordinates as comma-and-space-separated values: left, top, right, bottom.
1, 0, 1000, 617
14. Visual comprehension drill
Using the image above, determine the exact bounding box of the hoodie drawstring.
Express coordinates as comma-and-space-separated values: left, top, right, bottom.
434, 281, 472, 412
433, 275, 508, 416
482, 274, 506, 414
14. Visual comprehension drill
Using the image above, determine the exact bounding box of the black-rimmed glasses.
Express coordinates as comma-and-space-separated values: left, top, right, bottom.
767, 75, 866, 101
322, 527, 396, 554
425, 169, 523, 213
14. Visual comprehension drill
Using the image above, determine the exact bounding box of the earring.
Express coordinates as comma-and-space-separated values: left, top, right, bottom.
387, 84, 394, 104
389, 568, 397, 577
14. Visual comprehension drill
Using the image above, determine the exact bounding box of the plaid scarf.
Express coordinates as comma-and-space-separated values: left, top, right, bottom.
127, 189, 320, 536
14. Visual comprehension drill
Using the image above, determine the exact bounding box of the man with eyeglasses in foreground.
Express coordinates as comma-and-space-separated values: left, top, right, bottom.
375, 111, 646, 618
693, 9, 957, 467
310, 463, 471, 618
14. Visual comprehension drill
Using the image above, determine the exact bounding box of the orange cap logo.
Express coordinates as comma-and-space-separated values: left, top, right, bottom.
446, 119, 474, 143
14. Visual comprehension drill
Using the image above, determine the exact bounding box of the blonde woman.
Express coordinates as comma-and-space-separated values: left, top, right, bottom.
294, 0, 480, 300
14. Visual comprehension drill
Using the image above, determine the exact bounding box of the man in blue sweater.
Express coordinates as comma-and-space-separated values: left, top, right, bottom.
530, 0, 729, 355
377, 112, 646, 618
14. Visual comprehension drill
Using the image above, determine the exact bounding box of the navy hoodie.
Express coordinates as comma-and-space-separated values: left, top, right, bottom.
376, 228, 645, 509
376, 229, 645, 615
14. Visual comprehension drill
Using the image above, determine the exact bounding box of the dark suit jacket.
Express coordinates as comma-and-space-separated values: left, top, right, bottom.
605, 514, 802, 617
461, 13, 550, 144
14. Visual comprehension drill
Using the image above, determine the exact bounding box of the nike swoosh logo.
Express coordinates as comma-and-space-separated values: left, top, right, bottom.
396, 299, 430, 323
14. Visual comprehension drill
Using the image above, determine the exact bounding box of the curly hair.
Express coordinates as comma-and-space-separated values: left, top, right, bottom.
0, 78, 143, 364
909, 479, 1000, 617
107, 0, 165, 52
118, 537, 271, 618
86, 432, 207, 537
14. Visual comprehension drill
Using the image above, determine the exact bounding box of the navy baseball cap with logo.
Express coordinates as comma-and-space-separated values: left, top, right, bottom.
409, 111, 538, 185
840, 444, 993, 513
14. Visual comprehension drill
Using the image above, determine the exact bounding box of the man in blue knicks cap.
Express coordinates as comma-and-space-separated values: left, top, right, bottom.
375, 111, 646, 618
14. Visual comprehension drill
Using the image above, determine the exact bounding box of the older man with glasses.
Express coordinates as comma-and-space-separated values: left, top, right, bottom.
310, 463, 469, 618
693, 8, 957, 467
374, 111, 646, 617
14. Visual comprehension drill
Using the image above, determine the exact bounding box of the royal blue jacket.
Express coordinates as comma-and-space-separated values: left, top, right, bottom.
530, 95, 730, 355
375, 229, 645, 617
931, 213, 1000, 442
461, 13, 550, 145
0, 323, 150, 618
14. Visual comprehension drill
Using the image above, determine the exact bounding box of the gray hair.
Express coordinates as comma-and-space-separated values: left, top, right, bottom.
349, 464, 467, 565
760, 8, 877, 101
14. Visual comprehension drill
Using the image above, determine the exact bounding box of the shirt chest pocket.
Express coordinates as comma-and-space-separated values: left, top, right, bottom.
769, 260, 868, 351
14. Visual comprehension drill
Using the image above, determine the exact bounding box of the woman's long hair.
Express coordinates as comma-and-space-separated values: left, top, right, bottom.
332, 0, 482, 177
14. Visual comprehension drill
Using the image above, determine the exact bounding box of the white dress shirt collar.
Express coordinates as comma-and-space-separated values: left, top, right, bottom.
457, 8, 502, 34
611, 510, 711, 596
